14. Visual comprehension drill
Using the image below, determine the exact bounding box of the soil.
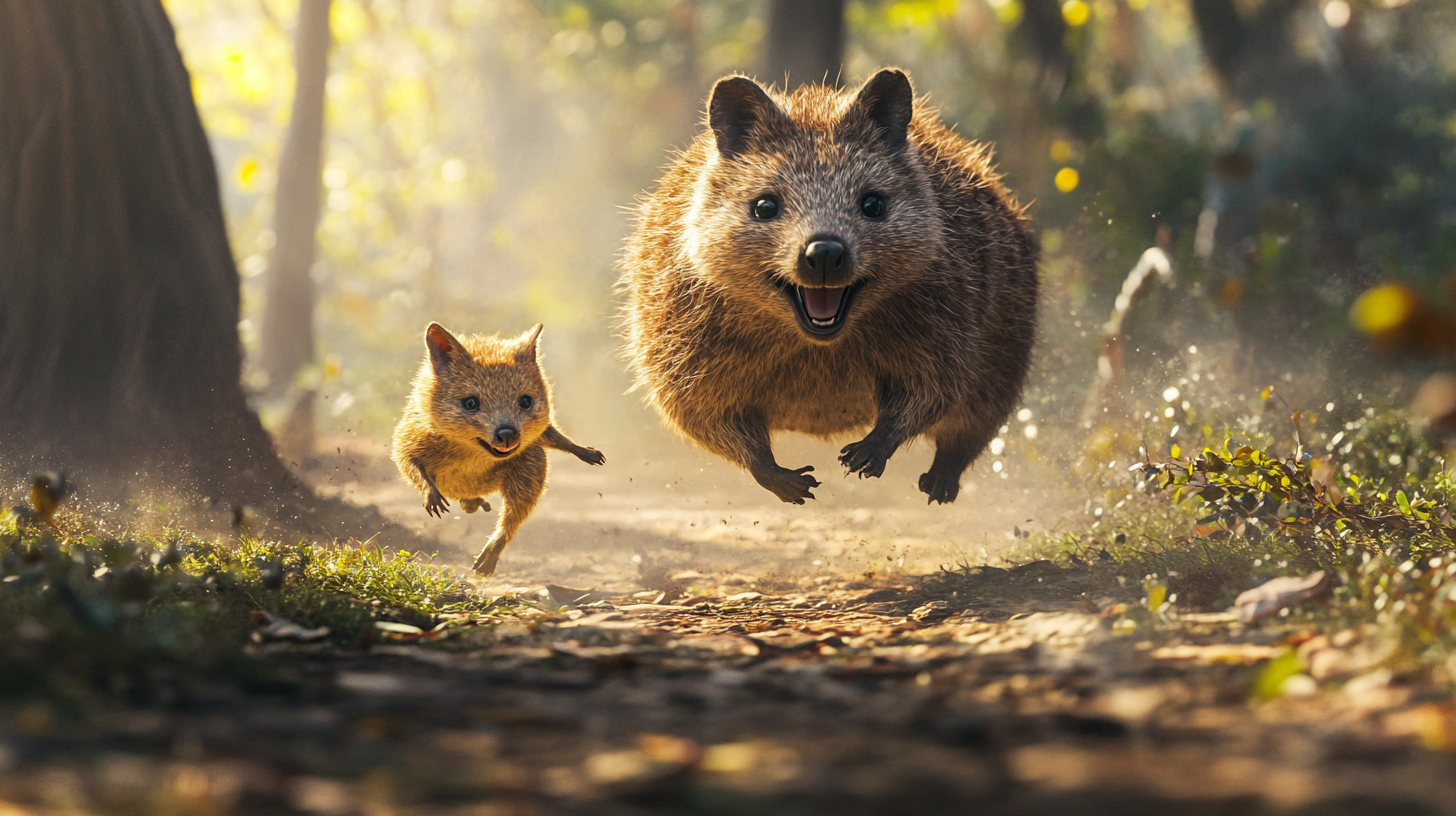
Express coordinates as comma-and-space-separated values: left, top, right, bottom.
3, 430, 1455, 815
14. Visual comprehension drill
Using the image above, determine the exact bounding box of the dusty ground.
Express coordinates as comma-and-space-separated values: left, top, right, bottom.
4, 428, 1456, 815
315, 426, 1064, 588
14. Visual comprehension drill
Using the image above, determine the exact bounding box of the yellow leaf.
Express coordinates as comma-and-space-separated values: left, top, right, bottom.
1145, 582, 1167, 611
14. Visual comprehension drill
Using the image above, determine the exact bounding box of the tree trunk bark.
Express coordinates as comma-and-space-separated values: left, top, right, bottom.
760, 0, 845, 90
260, 0, 331, 399
0, 0, 402, 543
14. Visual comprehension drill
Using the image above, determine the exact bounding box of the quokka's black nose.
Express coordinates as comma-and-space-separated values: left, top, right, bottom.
802, 240, 848, 276
494, 426, 519, 448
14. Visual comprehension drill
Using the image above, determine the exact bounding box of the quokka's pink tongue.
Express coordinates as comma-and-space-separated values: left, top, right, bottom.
803, 286, 844, 320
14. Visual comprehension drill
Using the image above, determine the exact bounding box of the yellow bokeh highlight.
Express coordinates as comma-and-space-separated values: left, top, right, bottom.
330, 1, 370, 44
1350, 284, 1416, 335
988, 0, 1024, 26
1062, 0, 1091, 26
1054, 167, 1080, 193
217, 44, 270, 103
1049, 139, 1072, 164
237, 157, 260, 190
1127, 0, 1150, 9
887, 0, 956, 27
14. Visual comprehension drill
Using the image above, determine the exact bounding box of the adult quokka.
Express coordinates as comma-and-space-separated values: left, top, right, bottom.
621, 69, 1037, 504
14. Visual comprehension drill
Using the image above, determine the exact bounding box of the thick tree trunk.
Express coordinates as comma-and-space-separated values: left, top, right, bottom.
260, 0, 331, 401
0, 0, 402, 546
760, 0, 845, 90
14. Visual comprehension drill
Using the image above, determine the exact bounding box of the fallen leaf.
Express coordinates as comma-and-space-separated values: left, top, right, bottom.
251, 611, 330, 643
1234, 571, 1332, 624
545, 584, 614, 605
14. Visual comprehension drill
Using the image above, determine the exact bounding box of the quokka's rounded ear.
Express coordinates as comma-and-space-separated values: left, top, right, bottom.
847, 68, 914, 152
514, 323, 544, 362
425, 323, 467, 372
708, 75, 783, 160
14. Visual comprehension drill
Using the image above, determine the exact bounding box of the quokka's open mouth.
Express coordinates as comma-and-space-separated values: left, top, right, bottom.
772, 279, 864, 336
477, 438, 517, 458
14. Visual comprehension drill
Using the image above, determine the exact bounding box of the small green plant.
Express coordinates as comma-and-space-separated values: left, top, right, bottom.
0, 511, 524, 706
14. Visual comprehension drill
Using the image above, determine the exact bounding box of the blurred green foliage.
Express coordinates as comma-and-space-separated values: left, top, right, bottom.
160, 0, 1456, 451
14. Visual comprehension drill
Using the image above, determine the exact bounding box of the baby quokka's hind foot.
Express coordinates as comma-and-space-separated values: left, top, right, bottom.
460, 497, 491, 514
469, 447, 547, 577
473, 541, 505, 576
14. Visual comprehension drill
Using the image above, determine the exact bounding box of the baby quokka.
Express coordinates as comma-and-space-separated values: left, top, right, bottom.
392, 323, 605, 576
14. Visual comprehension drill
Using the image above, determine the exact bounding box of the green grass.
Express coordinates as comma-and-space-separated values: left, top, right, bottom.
1017, 392, 1456, 677
0, 514, 534, 706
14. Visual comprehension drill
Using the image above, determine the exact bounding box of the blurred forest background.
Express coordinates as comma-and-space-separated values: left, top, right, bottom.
162, 0, 1456, 469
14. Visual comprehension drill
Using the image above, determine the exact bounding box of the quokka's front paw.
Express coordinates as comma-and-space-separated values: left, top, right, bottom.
918, 470, 961, 505
460, 497, 491, 514
755, 465, 819, 505
576, 447, 606, 467
839, 436, 895, 479
424, 488, 450, 518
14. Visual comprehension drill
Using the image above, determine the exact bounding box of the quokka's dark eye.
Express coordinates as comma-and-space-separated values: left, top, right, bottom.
751, 196, 780, 221
860, 194, 887, 219
518, 395, 534, 410
461, 396, 480, 412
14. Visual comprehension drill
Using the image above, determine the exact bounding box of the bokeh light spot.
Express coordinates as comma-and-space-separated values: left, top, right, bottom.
1049, 139, 1072, 164
988, 0, 1024, 25
1054, 167, 1079, 193
1323, 0, 1351, 28
1062, 0, 1090, 27
1351, 284, 1415, 335
236, 157, 259, 190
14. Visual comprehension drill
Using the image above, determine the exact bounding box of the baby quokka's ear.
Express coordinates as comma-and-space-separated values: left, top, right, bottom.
425, 323, 469, 374
514, 324, 544, 365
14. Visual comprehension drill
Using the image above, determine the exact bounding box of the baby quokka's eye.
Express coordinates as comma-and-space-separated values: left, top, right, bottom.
461, 396, 480, 412
751, 196, 780, 221
860, 193, 887, 219
518, 395, 534, 410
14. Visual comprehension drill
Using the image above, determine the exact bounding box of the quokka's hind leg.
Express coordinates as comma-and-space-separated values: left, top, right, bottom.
472, 450, 546, 576
919, 416, 997, 505
460, 498, 491, 514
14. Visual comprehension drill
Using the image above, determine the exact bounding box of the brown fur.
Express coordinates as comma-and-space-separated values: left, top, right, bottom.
391, 323, 605, 575
620, 69, 1038, 504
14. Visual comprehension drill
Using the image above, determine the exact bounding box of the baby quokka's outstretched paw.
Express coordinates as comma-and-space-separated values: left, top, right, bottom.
576, 447, 606, 467
460, 497, 491, 514
424, 487, 450, 518
839, 435, 895, 479
918, 470, 961, 505
755, 465, 819, 505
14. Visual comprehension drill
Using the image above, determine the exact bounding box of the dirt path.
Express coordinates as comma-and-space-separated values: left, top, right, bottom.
5, 432, 1456, 814
310, 426, 1072, 595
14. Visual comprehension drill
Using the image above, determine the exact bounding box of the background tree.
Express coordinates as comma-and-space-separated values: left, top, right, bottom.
761, 0, 845, 89
261, 0, 332, 462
